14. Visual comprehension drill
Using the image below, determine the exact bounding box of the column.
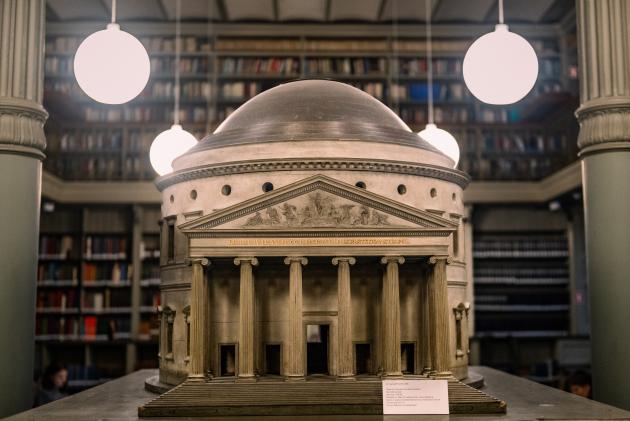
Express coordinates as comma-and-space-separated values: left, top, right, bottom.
576, 0, 630, 409
284, 257, 308, 380
0, 1, 47, 417
427, 256, 452, 378
419, 267, 431, 374
380, 256, 404, 377
332, 257, 356, 379
235, 257, 258, 381
188, 258, 210, 380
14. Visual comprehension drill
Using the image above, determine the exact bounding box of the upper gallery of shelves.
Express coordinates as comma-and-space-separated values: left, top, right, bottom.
42, 15, 579, 183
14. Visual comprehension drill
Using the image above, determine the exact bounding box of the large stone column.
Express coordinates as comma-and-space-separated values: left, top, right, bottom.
380, 256, 404, 377
284, 257, 307, 380
188, 258, 210, 380
0, 0, 47, 416
427, 256, 452, 378
332, 257, 356, 379
235, 257, 258, 381
575, 0, 630, 409
420, 267, 431, 374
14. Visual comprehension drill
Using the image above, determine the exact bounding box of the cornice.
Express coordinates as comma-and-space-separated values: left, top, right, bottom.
156, 158, 470, 191
0, 97, 48, 158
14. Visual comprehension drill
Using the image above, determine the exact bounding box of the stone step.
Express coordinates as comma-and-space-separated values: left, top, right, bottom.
139, 378, 506, 416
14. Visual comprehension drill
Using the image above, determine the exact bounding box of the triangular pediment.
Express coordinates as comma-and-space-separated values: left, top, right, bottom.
179, 175, 457, 235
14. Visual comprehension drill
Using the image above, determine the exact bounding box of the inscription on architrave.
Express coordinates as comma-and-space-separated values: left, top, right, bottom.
226, 237, 411, 247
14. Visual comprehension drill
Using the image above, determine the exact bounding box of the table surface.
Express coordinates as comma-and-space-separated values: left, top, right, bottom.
8, 367, 630, 420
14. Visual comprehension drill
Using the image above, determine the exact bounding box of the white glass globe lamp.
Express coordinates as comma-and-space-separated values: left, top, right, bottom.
463, 24, 538, 105
74, 23, 150, 104
149, 124, 198, 176
419, 123, 460, 168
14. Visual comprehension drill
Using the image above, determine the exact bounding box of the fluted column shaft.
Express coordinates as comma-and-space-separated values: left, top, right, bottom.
576, 0, 630, 409
235, 257, 258, 380
188, 258, 210, 380
333, 257, 356, 378
420, 267, 431, 374
428, 257, 452, 378
284, 257, 308, 380
0, 1, 47, 416
380, 256, 404, 377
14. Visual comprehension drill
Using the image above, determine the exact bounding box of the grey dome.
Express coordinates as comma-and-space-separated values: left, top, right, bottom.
186, 79, 441, 154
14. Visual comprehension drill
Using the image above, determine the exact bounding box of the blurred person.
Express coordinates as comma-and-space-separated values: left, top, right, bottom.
34, 362, 68, 407
566, 370, 592, 399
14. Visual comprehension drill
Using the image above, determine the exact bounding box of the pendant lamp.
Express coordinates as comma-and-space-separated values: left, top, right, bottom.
463, 0, 538, 105
418, 0, 460, 168
149, 0, 198, 176
74, 0, 150, 104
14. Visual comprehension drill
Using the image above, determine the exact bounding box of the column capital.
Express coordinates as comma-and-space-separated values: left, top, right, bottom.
0, 98, 48, 159
234, 257, 259, 266
332, 256, 356, 266
428, 256, 452, 265
284, 256, 308, 266
186, 257, 210, 267
380, 256, 404, 265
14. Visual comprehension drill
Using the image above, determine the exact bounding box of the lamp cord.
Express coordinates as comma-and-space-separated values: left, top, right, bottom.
426, 0, 434, 125
498, 0, 504, 24
111, 0, 116, 23
174, 0, 181, 125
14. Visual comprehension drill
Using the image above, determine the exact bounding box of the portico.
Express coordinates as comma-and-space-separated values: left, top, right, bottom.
179, 175, 456, 381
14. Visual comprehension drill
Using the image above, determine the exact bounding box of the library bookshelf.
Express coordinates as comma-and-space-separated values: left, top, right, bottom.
35, 204, 161, 391
42, 24, 579, 182
470, 204, 587, 387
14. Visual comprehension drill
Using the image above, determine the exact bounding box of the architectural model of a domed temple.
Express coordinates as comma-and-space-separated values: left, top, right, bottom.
139, 80, 505, 416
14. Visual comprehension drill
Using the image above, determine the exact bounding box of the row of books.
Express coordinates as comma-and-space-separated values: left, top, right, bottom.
46, 35, 558, 56
46, 157, 121, 180
36, 316, 80, 335
220, 57, 300, 75
84, 236, 128, 260
141, 290, 161, 308
83, 290, 130, 311
398, 107, 470, 124
221, 81, 261, 99
84, 105, 207, 123
59, 131, 123, 152
146, 80, 212, 100
474, 267, 569, 277
393, 58, 462, 76
40, 235, 75, 259
150, 57, 210, 74
460, 157, 560, 180
83, 262, 132, 282
38, 262, 78, 282
474, 237, 568, 252
83, 316, 131, 338
140, 36, 212, 53
37, 290, 79, 309
390, 82, 470, 102
304, 57, 387, 75
140, 241, 161, 260
349, 82, 385, 99
480, 134, 567, 153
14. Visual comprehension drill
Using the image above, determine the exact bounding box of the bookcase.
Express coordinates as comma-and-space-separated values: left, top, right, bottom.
470, 204, 576, 386
42, 26, 579, 182
35, 203, 161, 391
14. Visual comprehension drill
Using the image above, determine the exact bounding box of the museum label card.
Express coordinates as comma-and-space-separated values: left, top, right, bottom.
382, 379, 449, 415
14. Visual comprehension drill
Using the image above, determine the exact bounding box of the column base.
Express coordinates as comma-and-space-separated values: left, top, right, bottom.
380, 372, 404, 379
186, 374, 206, 382
434, 371, 454, 380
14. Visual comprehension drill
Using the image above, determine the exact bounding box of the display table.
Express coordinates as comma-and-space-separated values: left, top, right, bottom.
8, 367, 630, 420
